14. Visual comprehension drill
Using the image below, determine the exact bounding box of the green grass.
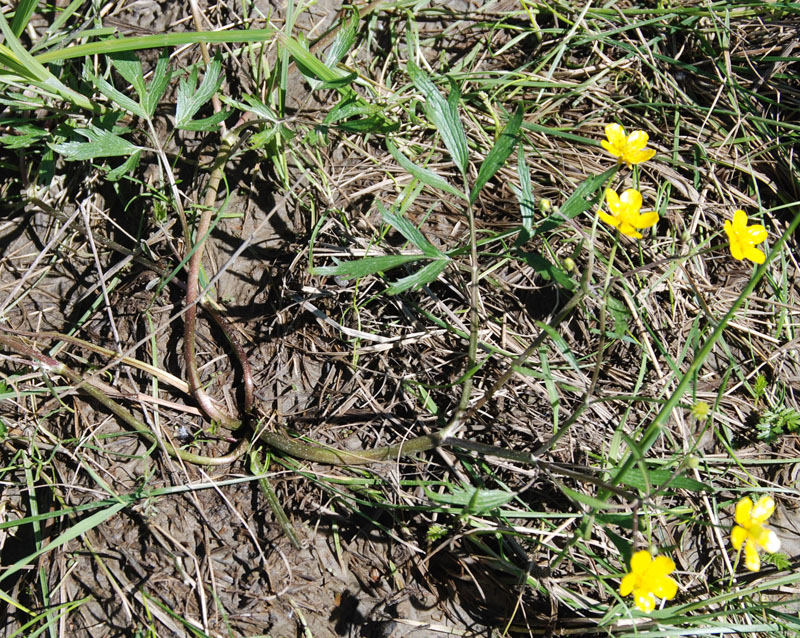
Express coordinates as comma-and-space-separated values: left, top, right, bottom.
0, 1, 799, 636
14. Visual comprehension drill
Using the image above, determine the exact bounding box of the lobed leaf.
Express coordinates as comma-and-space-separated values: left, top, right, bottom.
50, 125, 142, 160
175, 53, 224, 130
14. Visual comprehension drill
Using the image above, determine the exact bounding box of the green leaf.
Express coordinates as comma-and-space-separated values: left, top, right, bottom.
407, 59, 468, 175
323, 7, 359, 69
144, 49, 171, 118
50, 125, 142, 160
0, 499, 128, 586
85, 66, 147, 118
425, 485, 516, 514
108, 49, 171, 119
379, 201, 444, 258
275, 31, 350, 86
236, 94, 280, 121
616, 467, 711, 493
534, 320, 581, 376
175, 53, 224, 129
515, 250, 575, 290
561, 166, 617, 220
469, 108, 522, 205
0, 124, 48, 149
0, 13, 95, 111
322, 94, 396, 133
386, 138, 464, 200
108, 51, 146, 102
10, 0, 39, 38
177, 108, 230, 132
560, 484, 614, 510
385, 258, 449, 295
312, 254, 424, 279
513, 146, 535, 245
105, 150, 141, 181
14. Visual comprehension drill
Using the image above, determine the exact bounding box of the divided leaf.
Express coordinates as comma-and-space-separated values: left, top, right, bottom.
175, 53, 226, 130
85, 65, 147, 119
50, 125, 142, 161
378, 201, 445, 258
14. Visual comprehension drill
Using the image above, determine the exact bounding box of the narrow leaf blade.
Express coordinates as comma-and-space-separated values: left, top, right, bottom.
386, 138, 464, 200
378, 201, 444, 258
470, 108, 523, 205
312, 254, 423, 279
386, 258, 449, 295
407, 60, 468, 175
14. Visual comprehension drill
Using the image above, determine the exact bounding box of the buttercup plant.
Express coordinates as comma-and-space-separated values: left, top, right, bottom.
1, 5, 799, 634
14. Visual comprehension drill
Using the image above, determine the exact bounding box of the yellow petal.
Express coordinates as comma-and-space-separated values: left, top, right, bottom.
744, 539, 761, 572
605, 123, 627, 147
619, 189, 643, 214
620, 572, 636, 597
605, 188, 621, 213
743, 246, 766, 264
651, 555, 675, 577
599, 210, 621, 228
624, 148, 656, 165
630, 550, 653, 575
731, 525, 747, 550
752, 496, 775, 523
759, 528, 780, 554
659, 575, 678, 601
627, 130, 650, 150
735, 497, 753, 526
733, 209, 749, 229
748, 225, 768, 243
634, 590, 656, 613
601, 140, 621, 157
618, 223, 643, 239
633, 211, 659, 229
729, 239, 746, 261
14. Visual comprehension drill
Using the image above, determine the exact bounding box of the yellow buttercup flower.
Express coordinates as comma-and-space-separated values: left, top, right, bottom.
731, 495, 780, 572
599, 188, 659, 239
724, 210, 768, 264
601, 123, 656, 167
619, 550, 678, 613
